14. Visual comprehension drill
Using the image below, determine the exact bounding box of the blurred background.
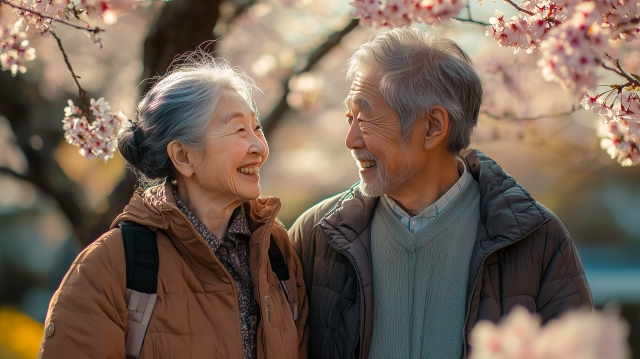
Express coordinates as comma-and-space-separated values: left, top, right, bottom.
1, 0, 640, 357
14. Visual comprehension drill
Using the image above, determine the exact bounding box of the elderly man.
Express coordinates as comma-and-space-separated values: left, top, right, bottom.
288, 27, 592, 359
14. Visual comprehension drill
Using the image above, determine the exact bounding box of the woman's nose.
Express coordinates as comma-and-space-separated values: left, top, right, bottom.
249, 130, 267, 155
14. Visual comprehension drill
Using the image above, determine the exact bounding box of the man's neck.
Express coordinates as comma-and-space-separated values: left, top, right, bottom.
386, 155, 460, 217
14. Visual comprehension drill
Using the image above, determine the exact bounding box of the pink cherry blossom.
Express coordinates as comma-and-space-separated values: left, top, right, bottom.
349, 0, 465, 28
62, 97, 127, 162
470, 306, 630, 359
0, 23, 36, 76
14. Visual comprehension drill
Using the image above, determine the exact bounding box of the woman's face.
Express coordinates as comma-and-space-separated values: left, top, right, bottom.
191, 89, 268, 202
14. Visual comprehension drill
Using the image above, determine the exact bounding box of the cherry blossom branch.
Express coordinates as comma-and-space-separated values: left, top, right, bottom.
453, 17, 490, 26
600, 53, 640, 87
262, 18, 360, 136
481, 105, 578, 121
504, 0, 534, 16
0, 0, 104, 34
50, 29, 92, 121
454, 2, 490, 26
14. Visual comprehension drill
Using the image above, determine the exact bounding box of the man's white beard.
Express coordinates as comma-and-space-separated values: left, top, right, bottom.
351, 148, 419, 197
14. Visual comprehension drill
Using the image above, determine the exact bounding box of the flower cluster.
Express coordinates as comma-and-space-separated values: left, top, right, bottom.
582, 87, 640, 124
470, 306, 630, 359
485, 7, 562, 54
537, 2, 610, 94
62, 98, 126, 162
350, 0, 466, 28
0, 23, 36, 76
597, 120, 640, 166
13, 0, 135, 31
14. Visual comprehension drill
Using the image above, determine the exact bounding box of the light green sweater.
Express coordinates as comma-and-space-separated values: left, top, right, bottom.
369, 178, 480, 359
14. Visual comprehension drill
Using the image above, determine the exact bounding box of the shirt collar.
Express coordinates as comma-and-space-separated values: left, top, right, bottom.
382, 158, 471, 222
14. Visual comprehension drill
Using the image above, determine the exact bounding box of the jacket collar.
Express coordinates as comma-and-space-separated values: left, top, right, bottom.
319, 149, 549, 251
111, 182, 281, 271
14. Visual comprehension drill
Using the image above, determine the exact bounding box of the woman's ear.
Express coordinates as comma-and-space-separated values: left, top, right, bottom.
424, 105, 450, 151
167, 140, 195, 178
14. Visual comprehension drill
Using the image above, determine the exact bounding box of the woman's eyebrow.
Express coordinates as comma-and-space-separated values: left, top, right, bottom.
222, 110, 255, 124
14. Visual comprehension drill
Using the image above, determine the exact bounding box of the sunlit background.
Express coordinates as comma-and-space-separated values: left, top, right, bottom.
1, 0, 640, 357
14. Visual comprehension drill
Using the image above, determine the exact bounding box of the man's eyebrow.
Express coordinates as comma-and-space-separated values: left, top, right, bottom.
354, 97, 372, 113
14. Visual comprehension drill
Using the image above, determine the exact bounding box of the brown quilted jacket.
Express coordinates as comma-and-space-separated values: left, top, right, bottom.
39, 183, 309, 359
289, 149, 593, 359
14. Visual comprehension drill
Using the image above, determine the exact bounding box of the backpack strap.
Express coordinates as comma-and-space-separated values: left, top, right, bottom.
268, 236, 298, 320
119, 221, 158, 358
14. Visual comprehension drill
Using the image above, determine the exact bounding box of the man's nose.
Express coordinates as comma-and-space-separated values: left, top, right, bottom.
345, 119, 365, 150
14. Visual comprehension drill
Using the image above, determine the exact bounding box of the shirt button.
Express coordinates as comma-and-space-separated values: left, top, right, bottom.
219, 247, 227, 255
411, 220, 417, 225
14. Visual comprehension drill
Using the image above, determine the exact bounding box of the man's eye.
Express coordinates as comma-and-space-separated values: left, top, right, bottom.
255, 125, 263, 131
237, 127, 246, 133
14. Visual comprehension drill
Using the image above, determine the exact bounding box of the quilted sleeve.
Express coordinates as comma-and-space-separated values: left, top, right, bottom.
536, 218, 594, 322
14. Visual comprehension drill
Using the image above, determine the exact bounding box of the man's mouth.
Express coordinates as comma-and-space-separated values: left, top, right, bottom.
359, 160, 377, 169
237, 166, 260, 175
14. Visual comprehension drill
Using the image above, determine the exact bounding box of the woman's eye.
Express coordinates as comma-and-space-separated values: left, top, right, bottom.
346, 116, 353, 125
237, 127, 246, 133
255, 125, 263, 131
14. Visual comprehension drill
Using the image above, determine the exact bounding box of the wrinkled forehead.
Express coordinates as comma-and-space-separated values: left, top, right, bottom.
345, 70, 383, 109
214, 88, 257, 123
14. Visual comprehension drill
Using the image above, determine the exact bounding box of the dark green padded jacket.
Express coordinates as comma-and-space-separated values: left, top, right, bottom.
288, 149, 593, 359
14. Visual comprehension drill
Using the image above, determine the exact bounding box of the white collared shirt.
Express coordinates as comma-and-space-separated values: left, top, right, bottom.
381, 159, 472, 234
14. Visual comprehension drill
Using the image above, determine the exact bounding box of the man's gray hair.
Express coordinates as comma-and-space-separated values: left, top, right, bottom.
346, 27, 483, 154
118, 52, 258, 188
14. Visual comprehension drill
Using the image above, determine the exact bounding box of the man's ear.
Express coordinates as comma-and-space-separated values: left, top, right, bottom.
424, 105, 449, 151
167, 140, 195, 178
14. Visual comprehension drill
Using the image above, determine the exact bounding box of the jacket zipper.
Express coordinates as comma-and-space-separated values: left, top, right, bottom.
255, 212, 278, 359
177, 217, 245, 358
319, 229, 365, 359
461, 220, 549, 359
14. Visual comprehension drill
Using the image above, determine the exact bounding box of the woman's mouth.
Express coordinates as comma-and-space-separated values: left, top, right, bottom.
237, 166, 260, 175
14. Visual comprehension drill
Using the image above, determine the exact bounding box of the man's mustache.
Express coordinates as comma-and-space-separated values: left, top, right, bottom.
351, 149, 377, 162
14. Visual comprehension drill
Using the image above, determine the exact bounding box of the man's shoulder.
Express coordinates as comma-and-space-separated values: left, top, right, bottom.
291, 187, 354, 230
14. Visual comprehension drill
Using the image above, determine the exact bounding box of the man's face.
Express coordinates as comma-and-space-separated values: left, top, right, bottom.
344, 69, 420, 197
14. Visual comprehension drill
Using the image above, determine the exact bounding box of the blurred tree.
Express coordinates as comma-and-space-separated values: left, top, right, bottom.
0, 0, 359, 247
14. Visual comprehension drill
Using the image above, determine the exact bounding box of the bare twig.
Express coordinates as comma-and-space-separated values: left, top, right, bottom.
454, 2, 490, 26
453, 17, 490, 26
0, 166, 28, 182
601, 53, 640, 87
481, 105, 578, 121
0, 0, 103, 34
262, 18, 360, 136
49, 30, 92, 121
504, 0, 534, 16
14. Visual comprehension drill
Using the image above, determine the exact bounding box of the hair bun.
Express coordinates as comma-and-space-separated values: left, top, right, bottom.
118, 121, 145, 172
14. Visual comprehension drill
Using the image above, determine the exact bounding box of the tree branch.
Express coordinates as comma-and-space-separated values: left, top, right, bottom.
601, 53, 640, 87
0, 0, 103, 34
262, 18, 359, 136
481, 105, 578, 121
504, 0, 534, 16
50, 30, 92, 121
453, 17, 490, 26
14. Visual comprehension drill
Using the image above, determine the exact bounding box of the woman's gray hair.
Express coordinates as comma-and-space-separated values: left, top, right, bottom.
118, 51, 258, 188
346, 27, 483, 155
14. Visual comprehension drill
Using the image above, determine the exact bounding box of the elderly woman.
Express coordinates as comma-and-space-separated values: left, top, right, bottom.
38, 55, 308, 359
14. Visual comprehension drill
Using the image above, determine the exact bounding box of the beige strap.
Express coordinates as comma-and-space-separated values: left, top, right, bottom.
125, 289, 157, 358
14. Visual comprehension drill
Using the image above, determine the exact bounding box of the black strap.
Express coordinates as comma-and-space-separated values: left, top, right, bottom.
268, 236, 289, 282
120, 221, 158, 294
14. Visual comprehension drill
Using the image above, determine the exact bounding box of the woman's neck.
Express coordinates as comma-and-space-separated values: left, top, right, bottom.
176, 181, 243, 239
